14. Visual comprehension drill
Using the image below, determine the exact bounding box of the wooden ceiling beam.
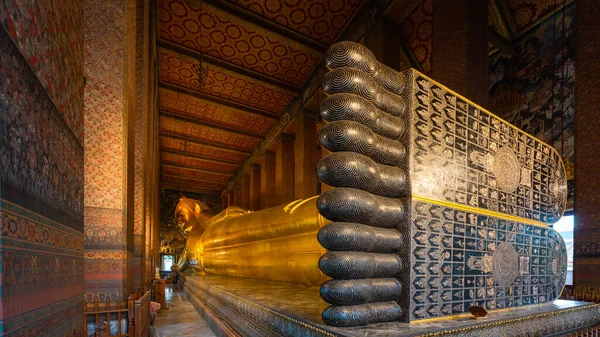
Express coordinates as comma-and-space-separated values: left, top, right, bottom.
158, 39, 299, 91
159, 82, 280, 120
160, 183, 222, 195
162, 173, 229, 184
160, 148, 241, 165
160, 111, 265, 139
162, 173, 228, 184
159, 132, 253, 154
197, 0, 328, 53
494, 0, 518, 39
161, 161, 234, 176
383, 0, 424, 24
489, 28, 515, 57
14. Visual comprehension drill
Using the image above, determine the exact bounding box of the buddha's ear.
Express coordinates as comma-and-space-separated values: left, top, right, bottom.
195, 203, 201, 215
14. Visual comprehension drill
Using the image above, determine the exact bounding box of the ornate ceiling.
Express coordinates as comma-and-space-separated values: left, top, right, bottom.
158, 0, 572, 196
157, 0, 365, 195
387, 0, 574, 68
488, 0, 574, 53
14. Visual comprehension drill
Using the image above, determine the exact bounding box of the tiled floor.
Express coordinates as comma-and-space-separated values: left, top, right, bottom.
153, 284, 216, 337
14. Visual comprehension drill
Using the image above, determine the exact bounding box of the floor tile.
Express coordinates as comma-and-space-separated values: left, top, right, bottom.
153, 285, 216, 337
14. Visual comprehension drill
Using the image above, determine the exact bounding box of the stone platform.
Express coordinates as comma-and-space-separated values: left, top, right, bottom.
179, 273, 600, 337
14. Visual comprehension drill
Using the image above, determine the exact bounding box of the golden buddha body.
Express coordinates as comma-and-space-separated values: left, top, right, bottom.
177, 196, 329, 286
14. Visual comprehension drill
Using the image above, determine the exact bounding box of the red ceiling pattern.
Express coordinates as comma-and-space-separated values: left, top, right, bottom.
227, 0, 363, 44
159, 0, 321, 86
157, 0, 364, 194
160, 116, 261, 150
159, 48, 295, 113
161, 152, 238, 173
154, 0, 570, 196
160, 88, 275, 134
162, 165, 231, 182
160, 136, 248, 163
400, 0, 432, 75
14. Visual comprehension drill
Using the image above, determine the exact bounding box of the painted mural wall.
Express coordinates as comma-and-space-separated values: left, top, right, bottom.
83, 0, 132, 305
83, 0, 159, 333
489, 4, 575, 205
0, 0, 85, 335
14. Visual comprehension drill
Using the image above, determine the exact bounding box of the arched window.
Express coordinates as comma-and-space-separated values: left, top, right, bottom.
162, 254, 174, 271
552, 212, 574, 285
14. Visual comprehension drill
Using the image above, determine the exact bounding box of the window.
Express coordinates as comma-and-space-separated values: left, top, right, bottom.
552, 214, 574, 285
162, 254, 174, 271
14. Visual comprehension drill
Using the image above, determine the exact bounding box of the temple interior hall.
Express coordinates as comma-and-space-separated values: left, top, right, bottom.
1, 0, 600, 336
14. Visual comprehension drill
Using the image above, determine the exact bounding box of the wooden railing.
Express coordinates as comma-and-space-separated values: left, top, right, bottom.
85, 298, 129, 336
129, 291, 151, 337
559, 286, 600, 336
564, 324, 600, 337
85, 291, 151, 337
560, 286, 600, 303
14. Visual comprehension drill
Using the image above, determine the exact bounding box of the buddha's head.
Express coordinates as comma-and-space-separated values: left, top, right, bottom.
175, 196, 210, 233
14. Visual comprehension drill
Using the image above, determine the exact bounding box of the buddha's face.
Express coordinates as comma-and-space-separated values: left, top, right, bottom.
175, 204, 195, 233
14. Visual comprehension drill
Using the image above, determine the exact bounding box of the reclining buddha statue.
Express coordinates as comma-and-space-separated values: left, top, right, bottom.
177, 195, 330, 285
177, 41, 568, 328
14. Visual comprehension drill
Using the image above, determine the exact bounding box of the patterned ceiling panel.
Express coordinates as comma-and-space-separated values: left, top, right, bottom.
160, 88, 275, 134
159, 48, 295, 113
161, 152, 239, 173
159, 0, 321, 86
162, 165, 231, 182
161, 136, 248, 162
161, 175, 225, 189
226, 0, 363, 44
400, 0, 432, 75
506, 0, 565, 33
160, 115, 261, 149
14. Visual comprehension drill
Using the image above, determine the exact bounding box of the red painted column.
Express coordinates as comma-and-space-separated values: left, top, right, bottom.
574, 0, 600, 288
261, 151, 277, 209
431, 0, 489, 108
240, 174, 250, 209
249, 164, 261, 210
276, 134, 295, 205
294, 110, 318, 200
